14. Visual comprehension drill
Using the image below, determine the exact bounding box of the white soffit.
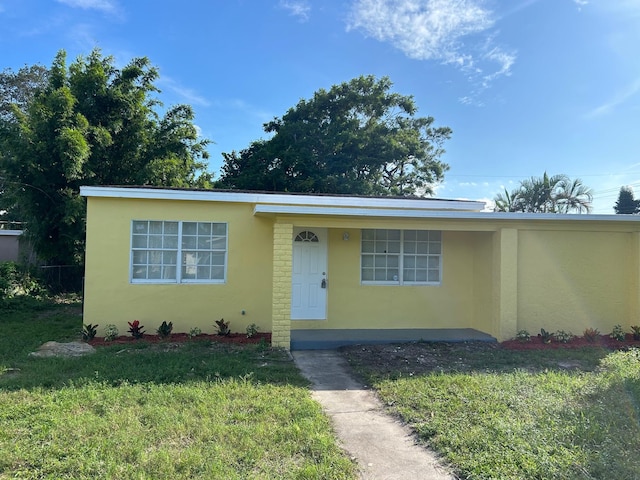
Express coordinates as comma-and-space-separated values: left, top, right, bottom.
0, 230, 23, 236
79, 186, 486, 211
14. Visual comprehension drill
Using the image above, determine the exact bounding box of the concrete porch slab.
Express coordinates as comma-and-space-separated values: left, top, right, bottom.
290, 328, 496, 350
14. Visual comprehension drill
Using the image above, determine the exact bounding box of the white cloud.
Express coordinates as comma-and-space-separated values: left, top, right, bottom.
279, 1, 311, 22
212, 98, 273, 125
348, 0, 516, 95
349, 0, 491, 64
586, 76, 640, 118
500, 0, 542, 17
481, 47, 515, 87
477, 197, 494, 211
56, 0, 117, 13
572, 0, 588, 12
157, 77, 211, 107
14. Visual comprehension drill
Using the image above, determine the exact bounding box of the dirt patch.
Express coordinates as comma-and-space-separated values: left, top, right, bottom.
341, 338, 640, 377
501, 334, 640, 350
341, 341, 501, 377
89, 332, 271, 347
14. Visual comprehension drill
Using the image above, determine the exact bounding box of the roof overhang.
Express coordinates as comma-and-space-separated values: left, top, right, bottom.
0, 230, 23, 236
79, 186, 640, 225
253, 204, 640, 223
79, 186, 486, 212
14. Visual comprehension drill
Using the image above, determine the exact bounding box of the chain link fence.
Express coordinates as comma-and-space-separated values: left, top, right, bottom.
37, 265, 84, 293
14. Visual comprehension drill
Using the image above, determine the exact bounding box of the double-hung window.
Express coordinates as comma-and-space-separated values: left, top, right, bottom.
361, 229, 441, 285
131, 220, 227, 283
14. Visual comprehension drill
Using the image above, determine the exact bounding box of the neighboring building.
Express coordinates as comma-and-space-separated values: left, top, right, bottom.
80, 186, 640, 350
0, 225, 23, 262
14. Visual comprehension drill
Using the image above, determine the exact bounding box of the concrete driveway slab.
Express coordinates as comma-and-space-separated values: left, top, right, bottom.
293, 350, 456, 480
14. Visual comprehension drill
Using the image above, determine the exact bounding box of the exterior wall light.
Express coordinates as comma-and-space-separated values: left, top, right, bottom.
343, 232, 350, 241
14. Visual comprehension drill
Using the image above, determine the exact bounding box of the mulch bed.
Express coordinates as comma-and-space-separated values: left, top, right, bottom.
501, 334, 640, 350
89, 332, 271, 347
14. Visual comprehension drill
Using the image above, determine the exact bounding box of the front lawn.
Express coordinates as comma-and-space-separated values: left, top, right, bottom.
343, 342, 640, 480
0, 297, 356, 479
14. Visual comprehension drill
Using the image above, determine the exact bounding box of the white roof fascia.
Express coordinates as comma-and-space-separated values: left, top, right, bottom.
253, 204, 640, 223
0, 230, 23, 236
79, 186, 485, 212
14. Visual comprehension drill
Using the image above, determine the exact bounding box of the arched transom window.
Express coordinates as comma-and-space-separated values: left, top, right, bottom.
294, 231, 319, 242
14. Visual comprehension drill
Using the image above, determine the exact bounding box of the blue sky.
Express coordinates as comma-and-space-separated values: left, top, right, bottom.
1, 0, 639, 213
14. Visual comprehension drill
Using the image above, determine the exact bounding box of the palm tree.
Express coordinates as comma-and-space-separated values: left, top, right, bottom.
555, 177, 593, 213
493, 172, 593, 214
494, 187, 522, 212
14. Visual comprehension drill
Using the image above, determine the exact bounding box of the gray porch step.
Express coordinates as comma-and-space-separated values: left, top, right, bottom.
290, 328, 496, 350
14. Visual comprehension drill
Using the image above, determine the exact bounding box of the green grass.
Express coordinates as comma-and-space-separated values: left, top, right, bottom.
0, 297, 356, 479
344, 343, 640, 480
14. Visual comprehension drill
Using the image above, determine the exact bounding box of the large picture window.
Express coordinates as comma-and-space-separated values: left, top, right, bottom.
131, 221, 227, 283
361, 229, 441, 285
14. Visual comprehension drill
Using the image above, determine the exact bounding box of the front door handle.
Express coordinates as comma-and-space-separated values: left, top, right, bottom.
321, 278, 327, 289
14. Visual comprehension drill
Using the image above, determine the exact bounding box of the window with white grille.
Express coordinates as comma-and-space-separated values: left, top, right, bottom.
361, 229, 441, 285
131, 221, 227, 283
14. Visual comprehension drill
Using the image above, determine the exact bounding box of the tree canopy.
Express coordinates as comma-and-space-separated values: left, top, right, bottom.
0, 50, 212, 265
217, 75, 451, 196
494, 172, 593, 214
613, 186, 639, 214
0, 64, 48, 120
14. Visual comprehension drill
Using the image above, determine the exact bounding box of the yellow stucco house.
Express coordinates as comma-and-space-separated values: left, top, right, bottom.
80, 186, 640, 350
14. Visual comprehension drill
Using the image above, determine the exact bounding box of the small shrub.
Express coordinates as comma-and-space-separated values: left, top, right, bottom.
257, 337, 269, 350
0, 261, 45, 303
610, 324, 626, 342
515, 330, 531, 343
127, 320, 145, 339
538, 328, 553, 344
81, 323, 99, 341
553, 330, 574, 344
104, 324, 119, 342
246, 323, 260, 338
215, 318, 230, 336
631, 325, 640, 341
583, 328, 600, 342
188, 327, 202, 338
156, 321, 173, 339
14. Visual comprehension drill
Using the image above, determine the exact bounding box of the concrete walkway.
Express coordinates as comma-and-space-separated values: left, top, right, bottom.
292, 350, 456, 480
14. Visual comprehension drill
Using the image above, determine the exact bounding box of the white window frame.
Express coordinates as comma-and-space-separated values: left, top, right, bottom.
360, 229, 442, 286
130, 220, 228, 284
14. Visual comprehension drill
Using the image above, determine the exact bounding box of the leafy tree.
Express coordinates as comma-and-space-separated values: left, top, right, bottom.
0, 50, 212, 265
0, 65, 49, 222
218, 75, 451, 196
613, 186, 639, 214
0, 64, 48, 119
494, 172, 593, 213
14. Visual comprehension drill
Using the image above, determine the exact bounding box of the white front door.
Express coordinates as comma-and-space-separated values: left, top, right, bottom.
291, 228, 327, 320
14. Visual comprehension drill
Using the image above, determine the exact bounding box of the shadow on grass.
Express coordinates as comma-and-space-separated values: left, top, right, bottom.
0, 298, 306, 391
1, 343, 307, 391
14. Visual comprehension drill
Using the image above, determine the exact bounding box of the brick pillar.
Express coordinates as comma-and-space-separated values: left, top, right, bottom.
271, 223, 293, 349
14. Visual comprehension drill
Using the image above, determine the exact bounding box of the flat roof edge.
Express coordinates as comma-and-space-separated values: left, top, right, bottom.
253, 204, 640, 222
79, 186, 486, 211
